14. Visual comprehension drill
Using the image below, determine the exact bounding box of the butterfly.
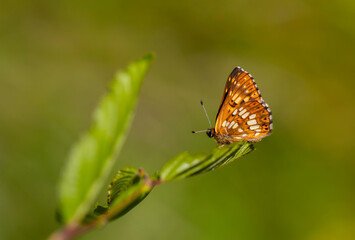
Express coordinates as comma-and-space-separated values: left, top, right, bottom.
193, 67, 273, 144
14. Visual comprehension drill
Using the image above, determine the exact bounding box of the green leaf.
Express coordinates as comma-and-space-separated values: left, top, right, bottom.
83, 167, 148, 223
107, 167, 142, 204
82, 204, 108, 224
85, 168, 152, 223
58, 54, 154, 223
93, 204, 109, 216
160, 141, 254, 182
105, 168, 152, 221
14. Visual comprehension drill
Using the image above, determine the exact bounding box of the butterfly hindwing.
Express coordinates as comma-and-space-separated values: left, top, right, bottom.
216, 101, 272, 142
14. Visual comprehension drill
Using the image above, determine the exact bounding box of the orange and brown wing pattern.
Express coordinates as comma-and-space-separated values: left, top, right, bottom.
214, 67, 272, 144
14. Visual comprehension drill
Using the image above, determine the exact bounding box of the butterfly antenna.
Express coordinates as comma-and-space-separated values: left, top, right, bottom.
192, 129, 209, 134
192, 100, 213, 134
200, 100, 212, 128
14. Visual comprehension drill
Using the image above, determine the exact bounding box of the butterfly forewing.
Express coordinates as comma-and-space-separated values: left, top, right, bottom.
214, 67, 272, 144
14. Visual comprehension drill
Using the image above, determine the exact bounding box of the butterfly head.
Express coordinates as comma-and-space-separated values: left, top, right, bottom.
192, 128, 215, 138
206, 128, 215, 138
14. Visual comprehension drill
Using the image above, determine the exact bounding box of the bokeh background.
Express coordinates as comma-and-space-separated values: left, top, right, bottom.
1, 0, 355, 239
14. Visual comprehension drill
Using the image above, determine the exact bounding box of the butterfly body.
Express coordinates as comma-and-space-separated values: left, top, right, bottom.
204, 67, 273, 144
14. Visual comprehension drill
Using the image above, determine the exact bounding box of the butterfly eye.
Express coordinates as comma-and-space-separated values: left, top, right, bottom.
206, 129, 214, 138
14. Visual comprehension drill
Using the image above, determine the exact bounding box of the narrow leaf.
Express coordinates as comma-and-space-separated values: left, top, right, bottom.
160, 141, 254, 182
107, 167, 142, 204
106, 169, 152, 221
83, 168, 151, 223
58, 54, 154, 223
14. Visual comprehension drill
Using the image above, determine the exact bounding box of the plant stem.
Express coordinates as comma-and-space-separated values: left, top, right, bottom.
48, 222, 96, 240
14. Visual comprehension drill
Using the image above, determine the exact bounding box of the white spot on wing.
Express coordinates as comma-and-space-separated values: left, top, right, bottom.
250, 125, 260, 130
238, 128, 243, 132
232, 109, 238, 116
232, 94, 241, 102
239, 109, 247, 116
232, 122, 239, 129
249, 114, 256, 119
241, 112, 250, 119
222, 121, 227, 127
247, 119, 257, 125
255, 132, 260, 136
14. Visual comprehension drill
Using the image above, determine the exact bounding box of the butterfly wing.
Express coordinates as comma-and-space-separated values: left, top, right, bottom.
214, 67, 272, 143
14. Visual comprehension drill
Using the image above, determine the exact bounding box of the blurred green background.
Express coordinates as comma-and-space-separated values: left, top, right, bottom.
1, 0, 355, 239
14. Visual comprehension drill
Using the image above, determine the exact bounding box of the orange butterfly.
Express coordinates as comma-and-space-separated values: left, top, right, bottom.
193, 67, 273, 144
